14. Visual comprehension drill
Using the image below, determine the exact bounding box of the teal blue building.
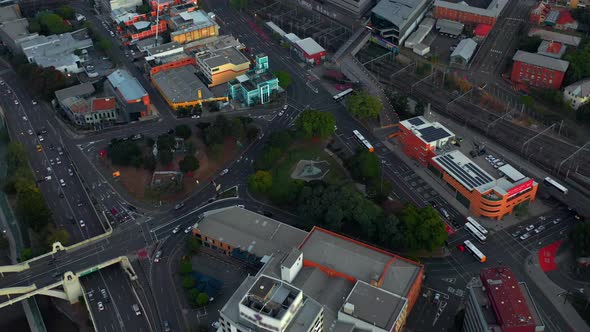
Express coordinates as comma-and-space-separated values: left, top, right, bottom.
228, 54, 281, 107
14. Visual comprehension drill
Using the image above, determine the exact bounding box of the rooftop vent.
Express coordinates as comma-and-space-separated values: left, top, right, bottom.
343, 302, 355, 315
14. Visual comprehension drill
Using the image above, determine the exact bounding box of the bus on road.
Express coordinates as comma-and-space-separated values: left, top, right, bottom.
333, 88, 354, 101
352, 130, 375, 152
464, 240, 486, 263
466, 217, 488, 235
465, 222, 487, 244
544, 177, 568, 194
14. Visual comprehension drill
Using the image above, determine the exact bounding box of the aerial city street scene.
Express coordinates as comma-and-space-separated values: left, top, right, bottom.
1, 0, 590, 331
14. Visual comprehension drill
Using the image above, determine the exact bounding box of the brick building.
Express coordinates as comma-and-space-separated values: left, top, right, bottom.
434, 0, 509, 26
397, 116, 454, 167
511, 50, 569, 90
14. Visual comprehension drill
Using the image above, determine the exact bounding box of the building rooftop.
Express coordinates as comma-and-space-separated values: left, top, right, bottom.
195, 207, 308, 259
132, 21, 151, 31
372, 0, 430, 27
498, 164, 525, 182
21, 32, 93, 61
564, 78, 590, 97
434, 0, 509, 18
285, 33, 300, 44
240, 70, 277, 92
537, 40, 566, 59
107, 69, 148, 101
148, 41, 182, 55
241, 275, 303, 320
480, 267, 536, 330
528, 28, 582, 46
152, 64, 213, 103
0, 18, 35, 42
0, 4, 20, 23
342, 280, 407, 331
451, 38, 477, 61
299, 227, 422, 297
55, 82, 96, 102
91, 97, 116, 111
62, 96, 90, 114
295, 37, 325, 55
432, 150, 496, 191
171, 9, 216, 30
436, 18, 464, 36
197, 47, 249, 68
400, 116, 454, 145
512, 50, 569, 72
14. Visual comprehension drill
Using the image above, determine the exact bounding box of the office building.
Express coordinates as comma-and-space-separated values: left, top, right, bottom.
169, 10, 219, 44
293, 37, 326, 65
434, 0, 509, 26
21, 32, 93, 74
0, 4, 38, 54
227, 54, 280, 107
464, 267, 545, 332
398, 116, 454, 167
371, 0, 432, 45
105, 69, 151, 121
191, 206, 424, 332
196, 47, 251, 87
511, 50, 569, 90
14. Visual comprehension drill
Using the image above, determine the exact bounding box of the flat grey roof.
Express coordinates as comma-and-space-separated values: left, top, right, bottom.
343, 281, 407, 330
434, 0, 508, 18
0, 18, 33, 41
528, 28, 581, 47
281, 248, 301, 269
432, 150, 495, 191
295, 37, 325, 55
152, 65, 213, 103
512, 50, 569, 72
55, 82, 96, 102
0, 4, 20, 23
198, 47, 249, 68
196, 207, 308, 258
564, 78, 590, 97
148, 41, 182, 54
372, 0, 430, 28
400, 116, 454, 145
451, 38, 477, 61
436, 19, 464, 36
299, 228, 422, 297
107, 69, 148, 101
498, 164, 525, 182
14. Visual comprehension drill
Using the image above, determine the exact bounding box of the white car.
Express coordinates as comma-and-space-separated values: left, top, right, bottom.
59, 178, 66, 187
32, 100, 37, 105
534, 225, 545, 234
278, 110, 285, 116
525, 224, 535, 232
191, 114, 200, 119
22, 116, 27, 121
79, 220, 85, 227
98, 302, 104, 311
50, 159, 55, 165
56, 157, 62, 165
14, 99, 19, 105
184, 226, 192, 234
520, 233, 531, 240
172, 226, 181, 234
27, 129, 33, 135
553, 218, 561, 224
283, 104, 288, 110
38, 135, 44, 142
154, 250, 162, 263
220, 169, 229, 176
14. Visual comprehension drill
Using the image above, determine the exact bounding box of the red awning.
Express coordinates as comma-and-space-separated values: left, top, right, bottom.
474, 24, 492, 37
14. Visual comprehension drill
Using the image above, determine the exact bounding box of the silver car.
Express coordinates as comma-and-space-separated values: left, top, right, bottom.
519, 233, 531, 240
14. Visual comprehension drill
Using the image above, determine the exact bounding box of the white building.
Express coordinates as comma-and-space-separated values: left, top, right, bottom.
563, 79, 590, 109
370, 0, 433, 45
21, 32, 93, 74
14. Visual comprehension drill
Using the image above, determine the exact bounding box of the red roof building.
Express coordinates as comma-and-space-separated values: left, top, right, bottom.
464, 267, 545, 332
530, 2, 551, 24
474, 23, 492, 38
511, 50, 569, 90
91, 97, 116, 111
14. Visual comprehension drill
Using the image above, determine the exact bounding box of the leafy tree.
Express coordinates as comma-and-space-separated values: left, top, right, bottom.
186, 237, 201, 255
376, 214, 406, 250
254, 147, 282, 171
398, 205, 447, 251
249, 171, 273, 193
576, 103, 590, 125
136, 4, 151, 14
158, 149, 174, 166
182, 276, 196, 289
17, 188, 53, 232
180, 261, 193, 275
347, 150, 380, 182
268, 130, 293, 150
175, 124, 192, 140
157, 134, 175, 151
229, 0, 248, 10
45, 225, 70, 248
37, 12, 72, 35
231, 117, 245, 139
179, 155, 199, 173
97, 38, 112, 51
572, 8, 590, 25
57, 5, 75, 19
295, 109, 336, 138
565, 43, 590, 83
391, 93, 408, 114
108, 141, 142, 166
346, 91, 382, 120
188, 288, 200, 306
143, 155, 157, 171
19, 248, 34, 262
274, 70, 292, 89
185, 141, 196, 155
16, 63, 66, 99
28, 19, 41, 33
571, 222, 590, 257
0, 236, 8, 250
196, 292, 209, 306
246, 126, 260, 141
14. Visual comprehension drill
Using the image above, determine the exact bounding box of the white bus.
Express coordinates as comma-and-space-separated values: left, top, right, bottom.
465, 222, 487, 244
333, 88, 354, 101
544, 177, 568, 194
352, 130, 375, 152
464, 240, 487, 263
466, 217, 488, 235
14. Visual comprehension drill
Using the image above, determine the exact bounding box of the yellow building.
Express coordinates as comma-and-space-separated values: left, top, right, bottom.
196, 47, 251, 87
169, 10, 219, 44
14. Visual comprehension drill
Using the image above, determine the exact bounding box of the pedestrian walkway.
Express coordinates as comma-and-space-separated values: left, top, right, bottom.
525, 251, 590, 331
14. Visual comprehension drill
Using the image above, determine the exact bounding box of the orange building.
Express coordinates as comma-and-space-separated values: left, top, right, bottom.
169, 9, 219, 44
430, 150, 538, 220
398, 116, 454, 167
196, 47, 251, 87
434, 0, 508, 26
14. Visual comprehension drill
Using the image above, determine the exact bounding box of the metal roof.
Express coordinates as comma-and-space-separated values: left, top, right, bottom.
564, 78, 590, 98
512, 50, 569, 72
151, 65, 213, 103
498, 164, 525, 182
528, 28, 581, 46
400, 116, 454, 145
372, 0, 430, 28
107, 69, 148, 101
432, 150, 495, 191
55, 82, 96, 102
436, 19, 464, 36
295, 37, 325, 56
450, 38, 477, 61
434, 0, 508, 18
0, 4, 20, 23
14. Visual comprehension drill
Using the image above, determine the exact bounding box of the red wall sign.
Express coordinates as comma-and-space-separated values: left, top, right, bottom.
507, 179, 534, 197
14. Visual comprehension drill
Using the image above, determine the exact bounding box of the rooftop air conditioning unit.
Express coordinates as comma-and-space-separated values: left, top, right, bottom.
343, 302, 354, 315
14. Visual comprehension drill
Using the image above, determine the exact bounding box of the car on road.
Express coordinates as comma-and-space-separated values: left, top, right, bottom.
22, 116, 27, 121
212, 321, 221, 329
174, 203, 184, 210
511, 231, 521, 238
52, 271, 61, 278
553, 218, 561, 224
38, 135, 44, 142
100, 289, 109, 303
36, 145, 42, 152
57, 147, 63, 155
49, 159, 55, 166
456, 244, 465, 252
283, 104, 288, 110
163, 321, 171, 332
59, 179, 66, 187
534, 225, 545, 234
32, 100, 37, 105
191, 114, 200, 119
0, 80, 4, 85
154, 250, 162, 263
56, 157, 62, 165
278, 110, 285, 116
433, 293, 441, 305
68, 168, 74, 176
27, 129, 33, 135
44, 176, 52, 181
184, 226, 192, 234
77, 200, 83, 207
97, 302, 104, 311
14, 99, 18, 105
525, 225, 535, 232
172, 225, 181, 234
520, 233, 531, 240
132, 304, 141, 316
220, 168, 229, 176
79, 220, 85, 227
440, 208, 450, 219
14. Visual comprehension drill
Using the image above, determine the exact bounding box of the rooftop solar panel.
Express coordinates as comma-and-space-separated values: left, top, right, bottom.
407, 117, 424, 126
418, 127, 451, 143
436, 154, 494, 190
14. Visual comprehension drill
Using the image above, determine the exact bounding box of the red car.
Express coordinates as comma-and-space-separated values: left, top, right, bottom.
456, 244, 465, 252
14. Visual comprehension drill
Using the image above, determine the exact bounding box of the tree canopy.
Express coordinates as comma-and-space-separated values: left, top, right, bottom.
249, 170, 273, 193
175, 124, 192, 140
16, 63, 66, 100
36, 12, 72, 35
346, 91, 382, 120
565, 42, 590, 83
56, 5, 75, 20
571, 222, 590, 257
347, 150, 380, 182
397, 205, 447, 251
229, 0, 248, 10
179, 155, 199, 173
108, 140, 142, 167
274, 70, 292, 89
295, 109, 336, 138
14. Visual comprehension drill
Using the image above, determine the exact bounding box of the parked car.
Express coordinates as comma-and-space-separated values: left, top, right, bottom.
220, 168, 229, 176
525, 224, 535, 232
433, 293, 441, 305
59, 179, 66, 187
98, 302, 104, 311
79, 220, 85, 227
174, 203, 184, 210
132, 304, 141, 316
456, 244, 465, 252
172, 225, 181, 234
184, 226, 192, 234
520, 233, 531, 240
154, 250, 162, 263
534, 225, 545, 234
552, 218, 561, 224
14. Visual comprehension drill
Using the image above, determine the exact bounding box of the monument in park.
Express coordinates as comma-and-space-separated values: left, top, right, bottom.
290, 159, 330, 182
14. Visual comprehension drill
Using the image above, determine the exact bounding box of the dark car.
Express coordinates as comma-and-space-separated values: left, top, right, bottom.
163, 321, 171, 332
